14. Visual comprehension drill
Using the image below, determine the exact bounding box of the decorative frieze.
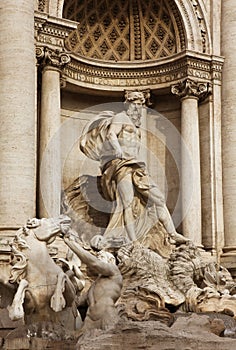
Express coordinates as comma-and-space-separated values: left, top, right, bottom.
35, 14, 77, 50
171, 78, 212, 101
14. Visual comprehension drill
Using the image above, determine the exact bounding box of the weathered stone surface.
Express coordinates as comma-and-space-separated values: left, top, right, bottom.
76, 316, 236, 350
3, 337, 77, 350
0, 0, 36, 233
4, 337, 30, 350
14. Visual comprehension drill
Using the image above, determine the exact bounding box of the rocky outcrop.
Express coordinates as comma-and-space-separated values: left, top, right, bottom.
76, 314, 236, 350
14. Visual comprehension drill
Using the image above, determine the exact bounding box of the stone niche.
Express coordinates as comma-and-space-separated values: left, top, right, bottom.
60, 89, 181, 224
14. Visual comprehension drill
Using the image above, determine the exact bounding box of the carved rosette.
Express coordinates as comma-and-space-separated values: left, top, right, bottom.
36, 46, 71, 71
171, 78, 212, 101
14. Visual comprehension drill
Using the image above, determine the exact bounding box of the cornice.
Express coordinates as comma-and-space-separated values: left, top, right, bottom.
35, 12, 77, 49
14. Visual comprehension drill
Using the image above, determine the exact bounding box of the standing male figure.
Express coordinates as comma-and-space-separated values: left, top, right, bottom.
80, 90, 187, 244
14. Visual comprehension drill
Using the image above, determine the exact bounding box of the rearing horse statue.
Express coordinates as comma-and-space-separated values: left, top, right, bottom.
7, 215, 81, 326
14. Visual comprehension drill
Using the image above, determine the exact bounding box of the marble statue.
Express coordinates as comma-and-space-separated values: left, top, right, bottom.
6, 215, 82, 327
65, 90, 187, 247
116, 240, 236, 322
59, 91, 236, 344
60, 89, 236, 323
60, 226, 122, 339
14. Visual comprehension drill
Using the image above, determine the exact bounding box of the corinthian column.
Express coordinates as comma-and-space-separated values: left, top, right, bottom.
172, 79, 210, 246
0, 0, 36, 235
36, 47, 70, 218
221, 0, 236, 274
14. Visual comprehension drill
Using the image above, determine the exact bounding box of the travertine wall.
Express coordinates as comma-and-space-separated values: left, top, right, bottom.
61, 91, 122, 189
148, 94, 182, 230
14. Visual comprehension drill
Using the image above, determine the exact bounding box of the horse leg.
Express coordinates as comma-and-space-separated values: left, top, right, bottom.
7, 278, 28, 320
50, 271, 68, 312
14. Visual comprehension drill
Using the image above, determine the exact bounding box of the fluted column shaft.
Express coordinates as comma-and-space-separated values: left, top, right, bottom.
0, 0, 36, 234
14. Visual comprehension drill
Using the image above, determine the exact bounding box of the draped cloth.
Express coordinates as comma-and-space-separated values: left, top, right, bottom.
79, 113, 165, 241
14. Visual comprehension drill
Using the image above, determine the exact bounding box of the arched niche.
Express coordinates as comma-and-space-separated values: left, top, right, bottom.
63, 0, 185, 62
37, 0, 211, 55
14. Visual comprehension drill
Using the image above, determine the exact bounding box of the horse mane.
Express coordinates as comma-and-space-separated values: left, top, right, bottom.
9, 228, 29, 284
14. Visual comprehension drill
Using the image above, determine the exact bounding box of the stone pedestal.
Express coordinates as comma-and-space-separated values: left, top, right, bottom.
0, 0, 36, 235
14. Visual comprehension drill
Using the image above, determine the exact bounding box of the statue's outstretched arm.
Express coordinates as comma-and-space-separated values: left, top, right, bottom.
64, 235, 116, 277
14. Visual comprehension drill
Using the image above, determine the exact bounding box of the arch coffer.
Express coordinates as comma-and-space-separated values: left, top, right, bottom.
63, 0, 185, 62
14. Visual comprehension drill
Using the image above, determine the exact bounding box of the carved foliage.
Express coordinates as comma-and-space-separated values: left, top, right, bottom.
171, 78, 212, 101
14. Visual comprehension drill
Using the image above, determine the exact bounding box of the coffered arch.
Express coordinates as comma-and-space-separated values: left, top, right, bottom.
63, 0, 184, 62
37, 0, 211, 55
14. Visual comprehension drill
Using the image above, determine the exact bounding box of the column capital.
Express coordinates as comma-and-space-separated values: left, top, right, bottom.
36, 46, 71, 72
171, 79, 212, 101
124, 89, 152, 107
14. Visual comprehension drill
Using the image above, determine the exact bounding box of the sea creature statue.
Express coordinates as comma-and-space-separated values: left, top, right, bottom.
7, 215, 83, 327
116, 241, 236, 321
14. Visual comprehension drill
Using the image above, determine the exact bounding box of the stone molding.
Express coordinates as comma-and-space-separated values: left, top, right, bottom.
189, 0, 208, 53
171, 78, 212, 101
34, 13, 77, 49
0, 239, 11, 263
34, 13, 222, 91
62, 53, 222, 91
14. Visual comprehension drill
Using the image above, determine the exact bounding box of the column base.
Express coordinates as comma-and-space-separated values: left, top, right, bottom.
0, 226, 20, 238
222, 246, 236, 255
221, 247, 236, 280
199, 249, 217, 264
